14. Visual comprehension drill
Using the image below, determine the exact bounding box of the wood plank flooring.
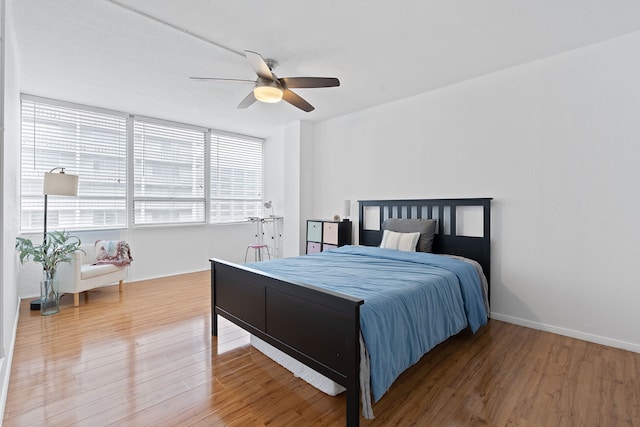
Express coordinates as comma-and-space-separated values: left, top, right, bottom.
4, 271, 640, 426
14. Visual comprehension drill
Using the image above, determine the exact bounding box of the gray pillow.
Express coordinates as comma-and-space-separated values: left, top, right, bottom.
381, 218, 437, 252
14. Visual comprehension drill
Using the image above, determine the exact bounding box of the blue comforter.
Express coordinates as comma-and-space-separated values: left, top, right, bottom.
246, 245, 488, 401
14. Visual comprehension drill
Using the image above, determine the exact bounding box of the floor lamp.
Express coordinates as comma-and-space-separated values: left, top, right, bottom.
30, 167, 79, 310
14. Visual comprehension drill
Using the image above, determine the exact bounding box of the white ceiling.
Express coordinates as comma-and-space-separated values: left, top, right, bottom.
11, 0, 640, 138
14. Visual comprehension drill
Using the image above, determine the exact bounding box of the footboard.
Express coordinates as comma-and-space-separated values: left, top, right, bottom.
211, 259, 364, 426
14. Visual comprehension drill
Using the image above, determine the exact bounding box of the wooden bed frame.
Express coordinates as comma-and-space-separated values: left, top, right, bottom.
211, 198, 491, 426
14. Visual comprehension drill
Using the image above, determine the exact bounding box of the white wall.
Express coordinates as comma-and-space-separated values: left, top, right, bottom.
1, 0, 22, 413
311, 31, 640, 352
17, 223, 257, 298
263, 132, 285, 259
278, 121, 316, 257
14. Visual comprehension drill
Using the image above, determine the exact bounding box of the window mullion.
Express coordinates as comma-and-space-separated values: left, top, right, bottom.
126, 114, 135, 228
205, 130, 211, 224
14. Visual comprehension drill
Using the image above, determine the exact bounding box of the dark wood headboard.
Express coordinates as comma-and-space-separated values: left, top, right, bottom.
358, 198, 492, 285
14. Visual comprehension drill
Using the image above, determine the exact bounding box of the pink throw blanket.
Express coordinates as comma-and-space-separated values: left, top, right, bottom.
94, 240, 133, 266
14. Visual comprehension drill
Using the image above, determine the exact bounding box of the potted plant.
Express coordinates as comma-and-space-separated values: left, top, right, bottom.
16, 230, 83, 315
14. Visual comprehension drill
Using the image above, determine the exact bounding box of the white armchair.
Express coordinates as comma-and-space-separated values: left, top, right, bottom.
57, 243, 128, 307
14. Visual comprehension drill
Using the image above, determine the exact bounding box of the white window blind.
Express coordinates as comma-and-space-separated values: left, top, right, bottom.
20, 96, 264, 231
20, 97, 127, 233
210, 133, 263, 222
133, 119, 206, 225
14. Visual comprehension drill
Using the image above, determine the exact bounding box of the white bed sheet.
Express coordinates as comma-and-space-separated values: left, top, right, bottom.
250, 334, 346, 396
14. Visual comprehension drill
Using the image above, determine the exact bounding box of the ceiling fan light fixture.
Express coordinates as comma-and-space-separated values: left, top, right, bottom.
195, 50, 338, 111
253, 79, 283, 103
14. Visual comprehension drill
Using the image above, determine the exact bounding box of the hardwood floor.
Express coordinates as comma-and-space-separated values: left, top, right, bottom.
4, 271, 640, 426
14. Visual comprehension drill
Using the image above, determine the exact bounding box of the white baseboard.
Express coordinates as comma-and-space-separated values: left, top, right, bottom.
490, 312, 640, 354
0, 297, 21, 426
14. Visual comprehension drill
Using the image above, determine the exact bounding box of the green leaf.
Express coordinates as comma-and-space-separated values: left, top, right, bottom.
14, 230, 83, 273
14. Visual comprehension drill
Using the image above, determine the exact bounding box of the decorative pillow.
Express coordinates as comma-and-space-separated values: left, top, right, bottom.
94, 240, 133, 266
379, 230, 420, 252
382, 218, 437, 252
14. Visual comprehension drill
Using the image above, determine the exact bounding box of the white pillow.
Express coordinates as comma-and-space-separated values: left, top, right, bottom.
379, 230, 420, 252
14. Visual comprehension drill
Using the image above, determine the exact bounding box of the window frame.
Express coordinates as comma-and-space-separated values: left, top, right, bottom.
20, 94, 129, 233
210, 130, 264, 224
132, 116, 208, 227
19, 94, 264, 233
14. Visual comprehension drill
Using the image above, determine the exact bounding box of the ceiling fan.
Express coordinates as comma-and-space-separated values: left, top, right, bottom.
190, 50, 340, 112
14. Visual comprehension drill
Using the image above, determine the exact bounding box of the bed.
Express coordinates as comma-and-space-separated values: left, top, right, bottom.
210, 198, 491, 426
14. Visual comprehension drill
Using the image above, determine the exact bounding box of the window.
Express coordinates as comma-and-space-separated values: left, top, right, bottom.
133, 118, 206, 225
20, 96, 264, 232
20, 96, 127, 232
210, 133, 263, 222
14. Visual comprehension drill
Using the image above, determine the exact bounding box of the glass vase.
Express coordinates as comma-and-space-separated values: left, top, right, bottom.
40, 277, 59, 316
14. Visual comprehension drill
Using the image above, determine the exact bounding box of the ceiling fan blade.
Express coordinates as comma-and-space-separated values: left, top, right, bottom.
279, 77, 340, 89
282, 89, 314, 112
237, 91, 257, 109
245, 50, 274, 81
190, 77, 255, 83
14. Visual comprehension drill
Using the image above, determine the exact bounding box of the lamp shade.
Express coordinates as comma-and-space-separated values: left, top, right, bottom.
43, 172, 79, 196
343, 199, 351, 218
